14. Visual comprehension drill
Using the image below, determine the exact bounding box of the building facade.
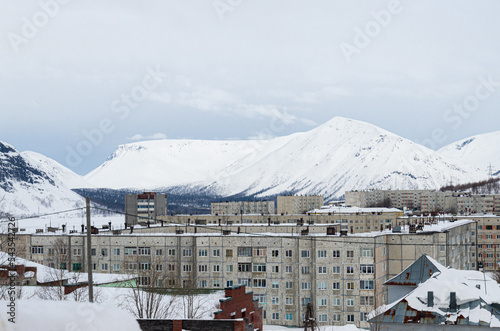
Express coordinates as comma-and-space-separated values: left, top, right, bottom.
211, 201, 275, 216
277, 195, 324, 215
4, 219, 476, 329
125, 192, 168, 226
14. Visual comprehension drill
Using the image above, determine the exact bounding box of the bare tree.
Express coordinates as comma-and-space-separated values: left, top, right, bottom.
181, 273, 213, 319
368, 305, 386, 331
120, 255, 176, 319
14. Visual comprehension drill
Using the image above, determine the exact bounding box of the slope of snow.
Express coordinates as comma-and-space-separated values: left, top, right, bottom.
0, 142, 86, 217
22, 151, 94, 189
84, 117, 484, 200
0, 299, 142, 331
438, 130, 500, 177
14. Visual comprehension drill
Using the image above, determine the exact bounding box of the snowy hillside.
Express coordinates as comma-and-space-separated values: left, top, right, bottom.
0, 142, 86, 217
84, 117, 484, 200
438, 130, 500, 178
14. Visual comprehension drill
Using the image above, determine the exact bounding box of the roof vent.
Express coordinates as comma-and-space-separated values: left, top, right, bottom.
449, 292, 457, 312
427, 291, 434, 307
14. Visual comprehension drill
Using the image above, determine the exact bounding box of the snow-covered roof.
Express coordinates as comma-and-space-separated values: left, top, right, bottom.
372, 257, 500, 327
384, 255, 447, 287
308, 205, 403, 214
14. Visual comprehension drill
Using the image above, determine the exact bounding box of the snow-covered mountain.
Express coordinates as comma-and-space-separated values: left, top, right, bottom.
438, 130, 500, 178
0, 142, 86, 217
84, 117, 485, 200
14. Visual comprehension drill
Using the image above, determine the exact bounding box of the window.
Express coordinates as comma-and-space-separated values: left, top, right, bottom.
101, 248, 108, 256
168, 264, 176, 271
318, 298, 327, 306
226, 280, 233, 287
286, 297, 293, 305
333, 313, 341, 321
226, 249, 233, 257
360, 248, 373, 257
333, 266, 340, 274
125, 247, 137, 255
113, 248, 120, 256
253, 279, 266, 288
73, 248, 82, 256
301, 250, 310, 258
31, 246, 44, 254
183, 249, 192, 257
333, 297, 340, 306
253, 247, 266, 256
92, 263, 97, 271
318, 266, 327, 274
272, 265, 279, 273
101, 263, 108, 271
127, 263, 137, 270
253, 263, 266, 272
238, 263, 251, 272
91, 248, 96, 256
272, 281, 279, 289
272, 249, 279, 257
183, 264, 192, 272
286, 313, 293, 321
360, 264, 374, 274
155, 249, 163, 256
332, 282, 340, 290
285, 250, 293, 257
238, 278, 251, 286
301, 297, 311, 306
238, 247, 252, 256
113, 263, 120, 271
140, 262, 150, 270
285, 281, 293, 289
347, 250, 354, 258
213, 264, 220, 272
272, 297, 279, 305
333, 250, 340, 258
213, 280, 221, 287
360, 280, 374, 290
199, 249, 208, 257
138, 247, 150, 255
138, 277, 150, 286
254, 294, 266, 305
318, 282, 327, 290
301, 282, 311, 290
360, 296, 374, 306
199, 264, 208, 272
199, 280, 208, 288
346, 282, 355, 290
272, 312, 280, 320
168, 248, 176, 256
213, 249, 220, 257
72, 263, 82, 271
318, 314, 327, 322
347, 314, 355, 322
285, 265, 292, 273
346, 266, 354, 274
360, 312, 368, 322
318, 250, 327, 258
301, 266, 310, 274
226, 265, 233, 272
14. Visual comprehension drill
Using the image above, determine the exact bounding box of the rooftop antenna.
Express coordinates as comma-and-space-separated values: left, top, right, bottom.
488, 163, 493, 179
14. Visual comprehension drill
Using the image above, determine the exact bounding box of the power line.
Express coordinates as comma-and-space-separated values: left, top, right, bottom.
1, 207, 85, 223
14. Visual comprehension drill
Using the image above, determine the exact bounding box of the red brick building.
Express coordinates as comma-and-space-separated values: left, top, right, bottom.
214, 285, 263, 331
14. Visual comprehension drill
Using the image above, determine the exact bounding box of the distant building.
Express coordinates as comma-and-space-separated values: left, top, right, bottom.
277, 195, 324, 215
125, 192, 167, 226
211, 201, 274, 216
370, 254, 500, 330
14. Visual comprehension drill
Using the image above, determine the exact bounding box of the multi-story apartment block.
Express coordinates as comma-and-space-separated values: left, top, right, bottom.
346, 190, 500, 215
211, 201, 275, 216
5, 219, 476, 329
277, 195, 324, 215
125, 192, 168, 226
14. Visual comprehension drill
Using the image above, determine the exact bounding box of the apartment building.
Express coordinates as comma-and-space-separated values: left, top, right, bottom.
6, 219, 475, 329
277, 195, 324, 215
211, 201, 275, 216
346, 190, 500, 215
125, 192, 168, 226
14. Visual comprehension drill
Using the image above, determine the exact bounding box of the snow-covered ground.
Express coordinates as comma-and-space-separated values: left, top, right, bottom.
264, 325, 362, 331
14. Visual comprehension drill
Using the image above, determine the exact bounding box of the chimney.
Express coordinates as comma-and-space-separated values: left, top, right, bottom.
130, 225, 134, 234
62, 224, 66, 232
449, 292, 457, 312
81, 224, 84, 233
108, 221, 112, 230
427, 291, 434, 307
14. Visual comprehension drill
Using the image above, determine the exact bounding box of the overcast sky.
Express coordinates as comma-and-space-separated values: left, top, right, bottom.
2, 0, 500, 175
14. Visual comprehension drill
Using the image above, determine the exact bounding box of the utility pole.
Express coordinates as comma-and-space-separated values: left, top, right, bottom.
86, 197, 94, 303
